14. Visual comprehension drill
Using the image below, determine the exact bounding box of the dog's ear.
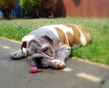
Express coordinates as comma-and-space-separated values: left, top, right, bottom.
21, 41, 27, 49
41, 35, 54, 47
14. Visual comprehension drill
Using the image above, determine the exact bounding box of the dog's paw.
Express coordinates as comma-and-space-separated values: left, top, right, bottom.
10, 49, 25, 60
50, 59, 65, 69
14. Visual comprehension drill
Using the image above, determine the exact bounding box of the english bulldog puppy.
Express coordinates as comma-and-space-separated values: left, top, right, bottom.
10, 24, 91, 69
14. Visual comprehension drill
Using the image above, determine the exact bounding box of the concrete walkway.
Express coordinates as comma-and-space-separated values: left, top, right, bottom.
0, 37, 109, 88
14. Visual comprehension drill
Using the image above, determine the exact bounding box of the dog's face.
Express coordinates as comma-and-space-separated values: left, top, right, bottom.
21, 35, 55, 59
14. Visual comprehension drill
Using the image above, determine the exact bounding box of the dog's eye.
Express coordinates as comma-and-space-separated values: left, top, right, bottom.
43, 47, 48, 52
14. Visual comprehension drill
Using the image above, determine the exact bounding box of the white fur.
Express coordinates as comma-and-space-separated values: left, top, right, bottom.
80, 32, 87, 46
29, 26, 60, 44
22, 48, 27, 56
10, 49, 24, 59
73, 24, 87, 46
22, 35, 35, 42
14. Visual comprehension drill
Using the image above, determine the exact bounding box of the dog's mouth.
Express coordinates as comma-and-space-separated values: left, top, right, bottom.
24, 48, 54, 60
34, 57, 43, 68
30, 52, 54, 68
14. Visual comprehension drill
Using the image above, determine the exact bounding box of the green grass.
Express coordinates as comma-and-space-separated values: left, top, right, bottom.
0, 17, 109, 65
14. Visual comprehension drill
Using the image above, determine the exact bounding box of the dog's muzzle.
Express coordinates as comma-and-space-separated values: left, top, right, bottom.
30, 52, 54, 60
22, 48, 54, 60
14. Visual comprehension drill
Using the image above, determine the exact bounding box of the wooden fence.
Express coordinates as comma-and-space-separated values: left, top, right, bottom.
6, 0, 109, 18
55, 0, 109, 18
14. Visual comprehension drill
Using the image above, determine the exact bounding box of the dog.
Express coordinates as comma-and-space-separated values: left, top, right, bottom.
10, 24, 91, 69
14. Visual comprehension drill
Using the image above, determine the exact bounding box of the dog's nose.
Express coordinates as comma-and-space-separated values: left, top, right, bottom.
35, 57, 43, 59
34, 57, 43, 68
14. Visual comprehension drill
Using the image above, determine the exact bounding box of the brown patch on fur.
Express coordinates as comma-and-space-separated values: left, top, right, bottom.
66, 24, 81, 45
66, 24, 91, 45
41, 35, 55, 47
21, 41, 27, 49
28, 40, 38, 47
78, 25, 91, 45
66, 32, 74, 46
55, 27, 67, 44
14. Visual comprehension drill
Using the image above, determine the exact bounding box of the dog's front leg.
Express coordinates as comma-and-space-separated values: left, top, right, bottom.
10, 48, 28, 60
49, 44, 71, 69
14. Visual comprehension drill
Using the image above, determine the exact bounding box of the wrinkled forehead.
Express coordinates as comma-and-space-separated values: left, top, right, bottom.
34, 38, 50, 49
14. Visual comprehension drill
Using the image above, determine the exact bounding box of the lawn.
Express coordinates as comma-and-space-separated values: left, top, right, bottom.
0, 17, 109, 65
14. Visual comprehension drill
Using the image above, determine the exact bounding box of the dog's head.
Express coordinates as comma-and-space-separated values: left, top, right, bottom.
21, 35, 55, 59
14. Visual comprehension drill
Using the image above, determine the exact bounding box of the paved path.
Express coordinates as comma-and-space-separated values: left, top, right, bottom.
0, 37, 109, 88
